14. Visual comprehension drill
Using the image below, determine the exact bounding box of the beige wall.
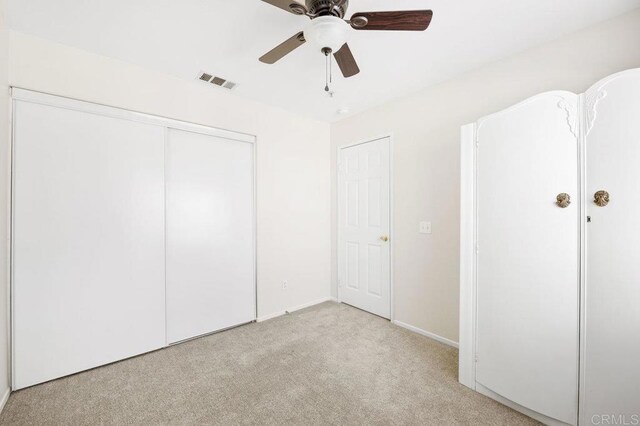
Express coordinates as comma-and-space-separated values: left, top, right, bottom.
7, 31, 332, 323
0, 0, 9, 406
331, 9, 640, 343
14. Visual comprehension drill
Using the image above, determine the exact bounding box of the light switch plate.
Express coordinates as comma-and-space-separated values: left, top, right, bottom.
419, 221, 432, 234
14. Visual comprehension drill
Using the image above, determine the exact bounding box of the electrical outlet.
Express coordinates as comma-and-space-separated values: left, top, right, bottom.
282, 280, 288, 290
419, 221, 432, 234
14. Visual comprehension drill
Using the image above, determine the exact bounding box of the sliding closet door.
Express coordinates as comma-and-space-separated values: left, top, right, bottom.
583, 70, 640, 422
13, 100, 166, 389
166, 129, 255, 344
475, 93, 579, 424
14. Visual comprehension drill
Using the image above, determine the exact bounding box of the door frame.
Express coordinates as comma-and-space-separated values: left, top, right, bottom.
336, 134, 394, 321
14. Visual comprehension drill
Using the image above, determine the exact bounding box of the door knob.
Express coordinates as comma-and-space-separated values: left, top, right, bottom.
556, 193, 571, 208
594, 190, 609, 207
380, 235, 389, 242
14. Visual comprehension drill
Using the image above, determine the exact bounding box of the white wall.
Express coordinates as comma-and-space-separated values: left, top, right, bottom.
0, 0, 10, 408
7, 31, 332, 323
331, 9, 640, 343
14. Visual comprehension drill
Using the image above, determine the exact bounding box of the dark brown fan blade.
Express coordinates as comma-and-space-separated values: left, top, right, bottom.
350, 10, 433, 31
259, 32, 306, 64
334, 44, 360, 78
260, 0, 307, 15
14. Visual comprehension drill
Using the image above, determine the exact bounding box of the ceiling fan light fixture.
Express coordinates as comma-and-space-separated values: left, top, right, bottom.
303, 16, 350, 53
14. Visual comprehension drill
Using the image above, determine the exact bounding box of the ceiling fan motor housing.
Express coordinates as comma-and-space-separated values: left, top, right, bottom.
305, 0, 349, 18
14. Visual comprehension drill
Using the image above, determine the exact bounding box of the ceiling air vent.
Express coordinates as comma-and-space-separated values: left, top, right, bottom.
197, 72, 238, 91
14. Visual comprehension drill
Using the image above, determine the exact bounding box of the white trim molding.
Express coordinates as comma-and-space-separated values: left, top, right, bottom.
0, 387, 9, 413
10, 88, 256, 144
458, 123, 477, 388
256, 297, 335, 322
393, 320, 459, 349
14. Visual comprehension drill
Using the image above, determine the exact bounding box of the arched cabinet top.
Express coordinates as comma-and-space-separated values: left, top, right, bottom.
584, 68, 640, 136
468, 67, 640, 140
475, 90, 579, 140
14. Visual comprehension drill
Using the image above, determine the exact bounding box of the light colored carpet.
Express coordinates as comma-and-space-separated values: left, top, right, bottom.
0, 302, 538, 425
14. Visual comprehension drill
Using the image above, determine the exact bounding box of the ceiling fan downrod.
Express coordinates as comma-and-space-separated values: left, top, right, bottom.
306, 0, 349, 18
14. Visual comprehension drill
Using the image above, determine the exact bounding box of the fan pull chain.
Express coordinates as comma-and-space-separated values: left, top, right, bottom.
322, 47, 333, 94
325, 50, 330, 92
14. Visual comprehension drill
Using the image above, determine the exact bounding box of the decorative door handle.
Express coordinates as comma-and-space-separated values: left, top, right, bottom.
380, 235, 389, 242
594, 190, 610, 207
556, 193, 571, 208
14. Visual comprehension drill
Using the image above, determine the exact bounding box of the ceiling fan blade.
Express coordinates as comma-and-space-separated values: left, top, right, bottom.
260, 0, 307, 15
334, 44, 360, 78
259, 32, 306, 64
350, 10, 433, 31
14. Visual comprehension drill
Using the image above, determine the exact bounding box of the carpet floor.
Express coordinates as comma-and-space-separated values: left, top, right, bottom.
0, 302, 538, 425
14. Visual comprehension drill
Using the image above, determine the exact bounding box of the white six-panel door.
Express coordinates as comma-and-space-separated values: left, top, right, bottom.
475, 93, 579, 425
166, 129, 255, 344
338, 137, 391, 319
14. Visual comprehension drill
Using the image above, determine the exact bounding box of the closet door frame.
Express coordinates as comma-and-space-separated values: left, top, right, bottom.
459, 91, 584, 426
9, 88, 257, 387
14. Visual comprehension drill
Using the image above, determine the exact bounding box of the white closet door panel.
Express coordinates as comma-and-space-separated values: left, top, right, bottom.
476, 93, 579, 424
583, 70, 640, 421
13, 101, 166, 389
166, 129, 254, 344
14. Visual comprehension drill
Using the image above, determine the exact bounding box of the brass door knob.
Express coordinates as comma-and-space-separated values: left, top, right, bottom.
556, 193, 571, 208
380, 235, 389, 242
594, 190, 610, 207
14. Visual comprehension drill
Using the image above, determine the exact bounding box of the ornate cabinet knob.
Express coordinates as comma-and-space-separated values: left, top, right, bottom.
594, 190, 610, 207
556, 193, 571, 208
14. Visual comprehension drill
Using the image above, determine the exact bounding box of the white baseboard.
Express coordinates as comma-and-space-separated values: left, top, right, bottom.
0, 387, 9, 414
257, 297, 335, 322
393, 320, 459, 349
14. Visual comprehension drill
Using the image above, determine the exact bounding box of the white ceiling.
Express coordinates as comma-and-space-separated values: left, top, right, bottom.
7, 0, 640, 122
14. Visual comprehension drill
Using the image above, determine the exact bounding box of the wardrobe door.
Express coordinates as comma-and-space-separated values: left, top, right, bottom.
166, 129, 255, 344
13, 100, 166, 389
476, 93, 579, 424
583, 70, 640, 422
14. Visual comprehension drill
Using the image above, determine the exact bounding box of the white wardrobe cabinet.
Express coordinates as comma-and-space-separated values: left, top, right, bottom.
460, 68, 640, 425
11, 89, 256, 390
